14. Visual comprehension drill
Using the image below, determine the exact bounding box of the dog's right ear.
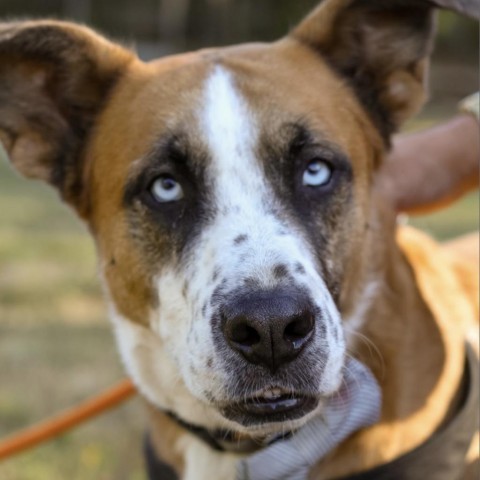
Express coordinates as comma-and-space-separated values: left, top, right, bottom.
0, 21, 134, 216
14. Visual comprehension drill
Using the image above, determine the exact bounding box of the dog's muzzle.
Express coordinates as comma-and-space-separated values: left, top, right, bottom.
214, 288, 324, 424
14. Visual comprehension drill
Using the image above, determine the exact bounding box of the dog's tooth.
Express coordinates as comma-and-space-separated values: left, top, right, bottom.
263, 387, 283, 399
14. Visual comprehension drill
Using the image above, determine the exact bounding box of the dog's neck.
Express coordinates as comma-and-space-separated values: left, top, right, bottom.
313, 223, 469, 479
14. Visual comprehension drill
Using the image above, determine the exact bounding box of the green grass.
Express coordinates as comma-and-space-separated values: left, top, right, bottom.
0, 123, 478, 479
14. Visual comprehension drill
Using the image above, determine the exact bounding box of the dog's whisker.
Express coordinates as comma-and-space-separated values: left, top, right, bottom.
343, 328, 386, 380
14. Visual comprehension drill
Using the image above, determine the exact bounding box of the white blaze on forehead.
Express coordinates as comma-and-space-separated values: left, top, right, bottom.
199, 66, 289, 276
201, 65, 271, 222
199, 66, 279, 284
203, 66, 257, 171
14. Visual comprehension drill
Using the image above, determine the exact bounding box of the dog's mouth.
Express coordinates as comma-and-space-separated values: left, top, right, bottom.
243, 387, 307, 414
221, 386, 319, 425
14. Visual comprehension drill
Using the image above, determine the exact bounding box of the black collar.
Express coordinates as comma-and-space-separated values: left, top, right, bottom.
165, 410, 293, 454
145, 344, 478, 480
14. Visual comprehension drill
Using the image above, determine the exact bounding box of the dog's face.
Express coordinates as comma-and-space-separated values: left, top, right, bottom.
93, 50, 371, 432
0, 1, 434, 435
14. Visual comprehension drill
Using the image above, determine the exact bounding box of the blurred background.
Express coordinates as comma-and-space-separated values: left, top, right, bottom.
0, 1, 478, 479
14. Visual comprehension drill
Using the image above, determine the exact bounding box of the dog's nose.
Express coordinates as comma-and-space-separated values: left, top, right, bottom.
222, 290, 315, 372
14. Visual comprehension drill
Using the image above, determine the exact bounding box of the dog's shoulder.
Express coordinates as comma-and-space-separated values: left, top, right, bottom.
397, 226, 479, 346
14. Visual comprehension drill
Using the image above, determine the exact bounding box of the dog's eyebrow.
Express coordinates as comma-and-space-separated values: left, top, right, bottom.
123, 134, 192, 205
286, 122, 313, 152
269, 121, 350, 166
149, 134, 191, 166
288, 122, 347, 159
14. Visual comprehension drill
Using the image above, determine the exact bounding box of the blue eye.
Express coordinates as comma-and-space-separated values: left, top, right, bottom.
150, 175, 184, 203
302, 160, 332, 187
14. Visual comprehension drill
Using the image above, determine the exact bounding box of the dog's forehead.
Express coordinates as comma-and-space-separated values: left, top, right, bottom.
96, 44, 370, 150
88, 40, 379, 230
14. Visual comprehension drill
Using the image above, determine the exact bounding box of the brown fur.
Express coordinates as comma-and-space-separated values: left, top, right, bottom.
0, 1, 477, 478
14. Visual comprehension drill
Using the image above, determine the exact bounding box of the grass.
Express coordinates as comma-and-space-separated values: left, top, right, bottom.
0, 325, 146, 480
0, 122, 478, 479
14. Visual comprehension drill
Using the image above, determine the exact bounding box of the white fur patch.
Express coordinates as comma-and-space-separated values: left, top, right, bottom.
180, 436, 239, 480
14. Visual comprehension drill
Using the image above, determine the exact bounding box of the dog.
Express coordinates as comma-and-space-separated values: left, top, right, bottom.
0, 0, 478, 478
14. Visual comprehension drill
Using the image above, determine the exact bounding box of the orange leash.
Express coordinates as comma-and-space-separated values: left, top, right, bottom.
0, 379, 136, 461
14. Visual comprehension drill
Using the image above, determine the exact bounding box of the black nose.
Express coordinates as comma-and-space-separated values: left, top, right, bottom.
222, 290, 315, 372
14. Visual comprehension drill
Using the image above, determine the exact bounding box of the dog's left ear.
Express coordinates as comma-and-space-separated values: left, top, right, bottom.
0, 21, 134, 216
291, 0, 437, 139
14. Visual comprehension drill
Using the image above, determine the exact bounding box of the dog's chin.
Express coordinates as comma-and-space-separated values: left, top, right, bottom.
219, 391, 321, 430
